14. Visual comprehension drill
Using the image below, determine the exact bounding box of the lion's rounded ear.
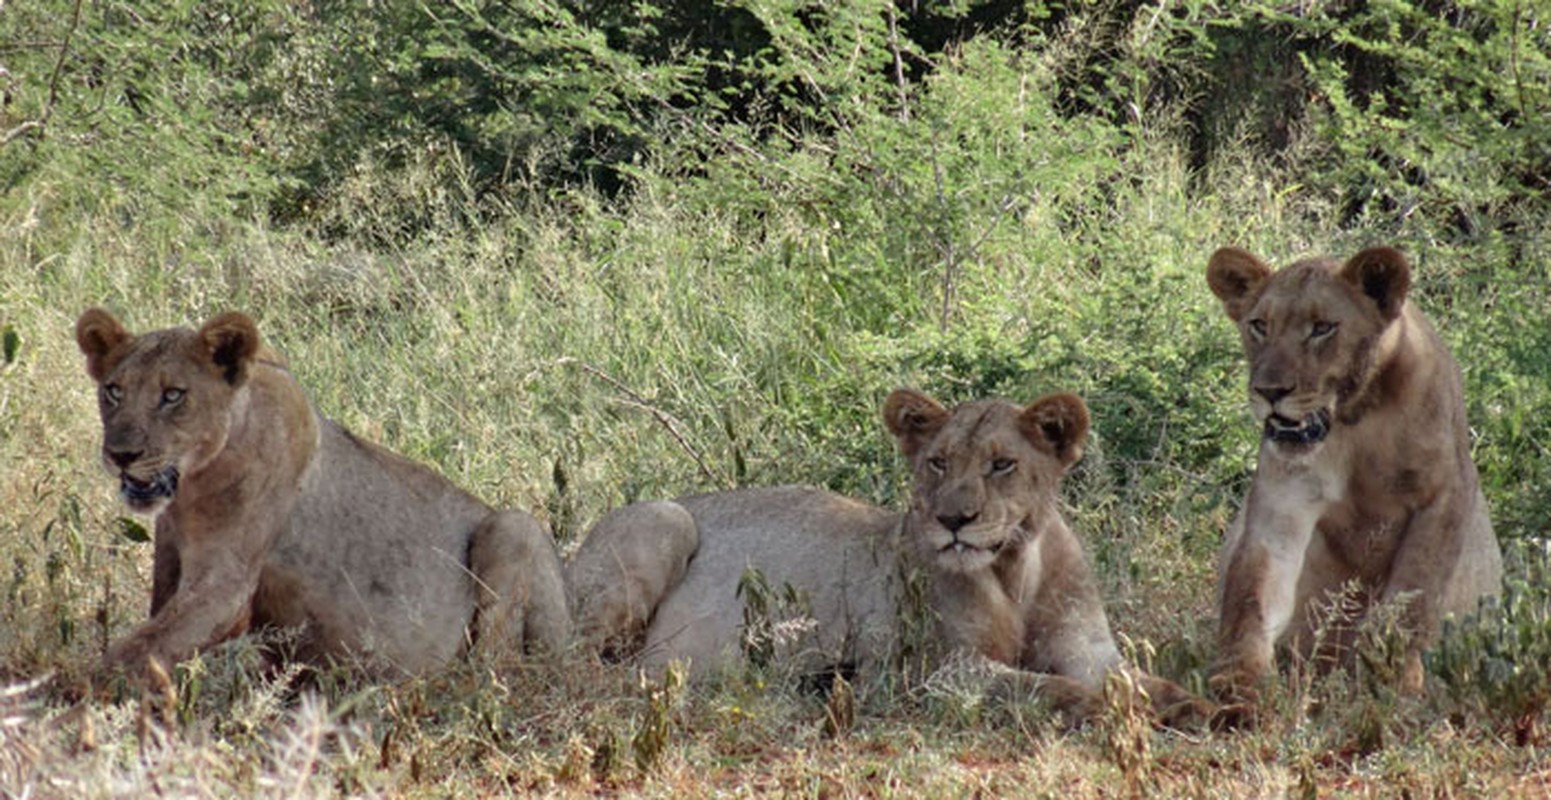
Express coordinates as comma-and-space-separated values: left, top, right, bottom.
1206, 247, 1273, 322
198, 312, 261, 385
1339, 246, 1411, 321
1019, 392, 1089, 469
76, 308, 131, 381
883, 388, 949, 458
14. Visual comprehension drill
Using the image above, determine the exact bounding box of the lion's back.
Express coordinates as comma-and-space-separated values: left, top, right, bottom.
261, 418, 491, 674
641, 486, 900, 675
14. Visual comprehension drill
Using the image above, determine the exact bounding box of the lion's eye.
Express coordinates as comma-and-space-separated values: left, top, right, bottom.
160, 387, 186, 407
926, 457, 948, 474
989, 458, 1017, 476
1247, 319, 1267, 339
1310, 321, 1338, 339
103, 384, 123, 406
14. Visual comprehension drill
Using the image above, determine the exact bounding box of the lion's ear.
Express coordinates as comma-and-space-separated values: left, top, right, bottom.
198, 312, 261, 386
1339, 246, 1411, 322
883, 388, 950, 459
76, 308, 131, 382
1206, 247, 1273, 322
1019, 392, 1089, 470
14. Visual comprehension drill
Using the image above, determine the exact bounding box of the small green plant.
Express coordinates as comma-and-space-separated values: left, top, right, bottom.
1430, 544, 1551, 746
632, 660, 685, 774
735, 565, 813, 673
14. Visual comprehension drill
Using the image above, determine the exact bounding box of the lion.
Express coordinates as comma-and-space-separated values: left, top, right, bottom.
565, 388, 1210, 725
74, 308, 571, 682
1205, 246, 1502, 707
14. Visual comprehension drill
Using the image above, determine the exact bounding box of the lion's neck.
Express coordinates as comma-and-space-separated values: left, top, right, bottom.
913, 504, 1063, 669
1336, 309, 1417, 426
192, 369, 320, 503
930, 568, 1027, 665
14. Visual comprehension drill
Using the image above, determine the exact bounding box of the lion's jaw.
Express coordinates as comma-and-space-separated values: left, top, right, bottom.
909, 511, 1026, 574
1251, 395, 1334, 457
112, 460, 181, 514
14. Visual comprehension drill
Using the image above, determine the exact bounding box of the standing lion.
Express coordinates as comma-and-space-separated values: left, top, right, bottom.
1204, 246, 1502, 707
75, 308, 570, 682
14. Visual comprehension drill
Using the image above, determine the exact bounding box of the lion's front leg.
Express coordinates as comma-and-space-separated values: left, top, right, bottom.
103, 534, 262, 680
1377, 496, 1471, 695
1212, 487, 1322, 708
1134, 673, 1215, 730
987, 666, 1103, 722
149, 532, 181, 616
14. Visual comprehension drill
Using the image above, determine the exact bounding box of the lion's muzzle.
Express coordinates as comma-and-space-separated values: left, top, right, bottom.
1263, 409, 1331, 448
120, 466, 180, 511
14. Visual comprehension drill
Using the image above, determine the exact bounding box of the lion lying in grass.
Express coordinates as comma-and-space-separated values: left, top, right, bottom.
567, 388, 1210, 726
75, 308, 570, 682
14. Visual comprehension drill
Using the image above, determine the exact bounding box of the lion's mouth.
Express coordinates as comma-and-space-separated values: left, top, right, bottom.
937, 533, 1008, 557
1264, 410, 1331, 446
120, 466, 179, 510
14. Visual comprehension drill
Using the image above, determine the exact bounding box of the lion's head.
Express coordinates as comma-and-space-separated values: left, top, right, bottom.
883, 388, 1088, 573
1206, 246, 1411, 457
75, 309, 262, 514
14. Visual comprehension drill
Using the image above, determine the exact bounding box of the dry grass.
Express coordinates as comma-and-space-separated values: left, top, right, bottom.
2, 147, 1547, 797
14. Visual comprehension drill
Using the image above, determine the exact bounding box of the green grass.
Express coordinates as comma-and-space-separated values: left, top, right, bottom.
3, 82, 1549, 800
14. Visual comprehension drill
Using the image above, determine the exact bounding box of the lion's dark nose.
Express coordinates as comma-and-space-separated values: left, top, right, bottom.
107, 448, 142, 469
1255, 385, 1292, 405
937, 512, 979, 533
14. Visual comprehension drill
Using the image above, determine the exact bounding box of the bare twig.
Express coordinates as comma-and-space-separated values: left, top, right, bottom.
556, 358, 727, 488
43, 0, 84, 126
928, 130, 1022, 333
885, 3, 910, 123
928, 127, 955, 333
1, 120, 41, 146
962, 193, 1019, 265
1, 0, 84, 149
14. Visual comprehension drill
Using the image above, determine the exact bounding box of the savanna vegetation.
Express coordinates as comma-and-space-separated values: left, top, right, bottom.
1, 0, 1548, 795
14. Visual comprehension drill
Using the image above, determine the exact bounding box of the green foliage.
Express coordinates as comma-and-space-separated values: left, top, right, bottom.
1431, 543, 1551, 744
1, 326, 19, 366
1, 0, 294, 218
1252, 0, 1550, 231
113, 517, 150, 545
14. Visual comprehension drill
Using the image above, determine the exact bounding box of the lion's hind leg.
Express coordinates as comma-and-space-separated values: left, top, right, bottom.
566, 501, 699, 659
1134, 672, 1215, 730
468, 510, 572, 656
983, 665, 1104, 724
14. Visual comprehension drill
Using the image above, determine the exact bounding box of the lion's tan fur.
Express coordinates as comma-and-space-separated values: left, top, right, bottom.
567, 389, 1208, 724
1205, 246, 1502, 700
75, 309, 570, 679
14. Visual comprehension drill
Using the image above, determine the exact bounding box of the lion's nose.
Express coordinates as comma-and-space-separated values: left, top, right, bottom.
106, 448, 142, 470
936, 512, 979, 533
1254, 385, 1292, 405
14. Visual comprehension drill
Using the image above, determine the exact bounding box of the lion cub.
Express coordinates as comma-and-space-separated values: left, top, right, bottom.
75, 309, 570, 681
1205, 246, 1502, 705
567, 388, 1208, 725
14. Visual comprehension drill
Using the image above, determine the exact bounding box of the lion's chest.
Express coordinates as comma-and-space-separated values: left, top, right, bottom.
1314, 471, 1418, 579
1268, 419, 1435, 579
